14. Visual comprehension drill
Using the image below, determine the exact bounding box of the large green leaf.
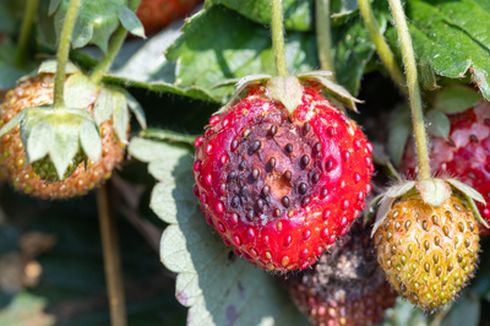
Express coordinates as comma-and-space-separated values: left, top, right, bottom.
129, 136, 307, 326
205, 0, 313, 31
387, 0, 490, 100
166, 5, 376, 102
205, 0, 359, 30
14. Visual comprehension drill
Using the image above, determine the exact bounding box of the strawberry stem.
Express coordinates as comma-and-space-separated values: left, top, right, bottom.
271, 0, 288, 77
53, 0, 81, 109
90, 0, 142, 84
388, 0, 431, 180
14, 0, 39, 67
358, 0, 406, 93
315, 0, 335, 80
97, 184, 128, 326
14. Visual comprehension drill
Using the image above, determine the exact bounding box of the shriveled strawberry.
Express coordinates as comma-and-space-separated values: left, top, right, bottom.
137, 0, 201, 35
402, 102, 490, 232
0, 74, 125, 199
287, 223, 396, 326
193, 81, 373, 271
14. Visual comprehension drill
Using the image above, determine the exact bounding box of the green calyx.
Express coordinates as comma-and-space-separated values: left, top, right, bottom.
371, 177, 489, 236
218, 71, 361, 114
18, 106, 102, 181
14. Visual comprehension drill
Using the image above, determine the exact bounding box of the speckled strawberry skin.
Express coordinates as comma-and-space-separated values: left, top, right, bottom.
193, 84, 373, 271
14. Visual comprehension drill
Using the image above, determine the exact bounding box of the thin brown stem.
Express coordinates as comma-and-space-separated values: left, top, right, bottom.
97, 185, 127, 326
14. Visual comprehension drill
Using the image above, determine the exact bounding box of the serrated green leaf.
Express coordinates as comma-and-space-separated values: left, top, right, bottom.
136, 139, 307, 325
206, 0, 360, 30
93, 87, 114, 125
79, 120, 102, 162
166, 5, 376, 102
205, 0, 313, 31
64, 73, 98, 109
124, 91, 147, 129
54, 0, 126, 52
26, 122, 53, 162
119, 6, 146, 39
387, 0, 490, 100
166, 6, 318, 102
112, 91, 129, 143
426, 110, 450, 138
433, 85, 482, 114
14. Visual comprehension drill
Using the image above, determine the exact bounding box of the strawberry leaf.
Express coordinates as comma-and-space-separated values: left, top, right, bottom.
128, 136, 307, 326
433, 85, 482, 114
205, 0, 313, 31
48, 0, 129, 52
166, 5, 376, 102
387, 0, 490, 100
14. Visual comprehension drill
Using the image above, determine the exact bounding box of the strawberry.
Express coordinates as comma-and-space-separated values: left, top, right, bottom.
137, 0, 201, 35
0, 65, 145, 199
402, 102, 490, 232
372, 178, 481, 311
193, 75, 373, 271
287, 223, 396, 326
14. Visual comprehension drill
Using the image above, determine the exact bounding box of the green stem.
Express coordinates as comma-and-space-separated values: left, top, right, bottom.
358, 0, 405, 92
15, 0, 39, 67
53, 0, 81, 109
271, 0, 288, 77
90, 0, 141, 84
388, 0, 431, 180
315, 0, 335, 79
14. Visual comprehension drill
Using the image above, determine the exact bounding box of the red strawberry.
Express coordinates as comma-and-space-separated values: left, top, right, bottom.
193, 82, 373, 271
137, 0, 201, 35
402, 102, 490, 232
287, 223, 397, 326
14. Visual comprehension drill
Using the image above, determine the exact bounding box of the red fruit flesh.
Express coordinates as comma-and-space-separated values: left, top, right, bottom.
193, 84, 373, 271
402, 103, 490, 232
137, 0, 201, 35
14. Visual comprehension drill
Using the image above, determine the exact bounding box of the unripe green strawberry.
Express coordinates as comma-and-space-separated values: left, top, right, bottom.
374, 193, 479, 311
0, 74, 126, 199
